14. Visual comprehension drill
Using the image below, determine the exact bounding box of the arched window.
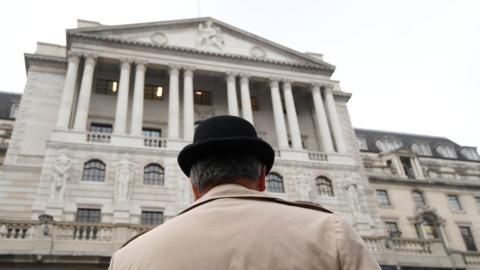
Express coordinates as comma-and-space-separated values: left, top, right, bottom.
82, 159, 105, 182
421, 216, 439, 239
412, 191, 426, 208
144, 163, 164, 185
316, 176, 334, 197
266, 173, 284, 193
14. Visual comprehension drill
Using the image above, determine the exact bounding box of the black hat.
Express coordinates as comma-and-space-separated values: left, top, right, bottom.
177, 115, 275, 177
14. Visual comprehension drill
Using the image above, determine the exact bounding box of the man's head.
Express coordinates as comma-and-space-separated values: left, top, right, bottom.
177, 116, 274, 199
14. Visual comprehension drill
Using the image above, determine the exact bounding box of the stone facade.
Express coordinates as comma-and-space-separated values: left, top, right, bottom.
0, 17, 479, 269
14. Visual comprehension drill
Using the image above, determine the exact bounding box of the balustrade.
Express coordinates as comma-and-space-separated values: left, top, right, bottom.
144, 137, 166, 148
307, 151, 328, 161
86, 132, 111, 144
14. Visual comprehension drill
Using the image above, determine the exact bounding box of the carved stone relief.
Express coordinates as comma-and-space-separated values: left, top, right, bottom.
150, 32, 168, 45
115, 154, 134, 202
196, 21, 225, 50
250, 46, 266, 58
50, 149, 72, 200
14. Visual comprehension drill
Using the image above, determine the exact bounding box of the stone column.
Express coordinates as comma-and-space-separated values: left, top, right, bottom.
283, 80, 302, 150
269, 78, 289, 149
226, 72, 239, 116
56, 52, 80, 129
130, 60, 147, 136
311, 83, 334, 152
73, 54, 97, 131
114, 59, 132, 134
324, 85, 347, 152
183, 66, 195, 141
167, 65, 180, 139
240, 74, 253, 124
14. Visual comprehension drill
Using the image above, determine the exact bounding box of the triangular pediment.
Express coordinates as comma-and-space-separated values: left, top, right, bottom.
68, 17, 334, 71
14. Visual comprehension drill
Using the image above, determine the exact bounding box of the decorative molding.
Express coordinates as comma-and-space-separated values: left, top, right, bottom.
150, 32, 168, 45
196, 21, 225, 51
250, 46, 266, 58
68, 32, 334, 73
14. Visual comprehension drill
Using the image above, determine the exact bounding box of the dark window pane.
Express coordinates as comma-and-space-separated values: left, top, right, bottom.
142, 128, 162, 138
90, 123, 112, 134
460, 226, 477, 251
316, 177, 333, 197
144, 85, 164, 100
412, 191, 426, 208
141, 211, 163, 225
144, 164, 164, 185
194, 90, 211, 105
266, 173, 284, 193
95, 79, 118, 96
448, 195, 462, 211
376, 190, 391, 206
82, 159, 106, 182
76, 208, 101, 223
251, 96, 258, 110
385, 222, 401, 237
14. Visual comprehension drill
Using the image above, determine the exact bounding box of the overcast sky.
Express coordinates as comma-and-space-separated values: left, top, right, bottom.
1, 0, 479, 147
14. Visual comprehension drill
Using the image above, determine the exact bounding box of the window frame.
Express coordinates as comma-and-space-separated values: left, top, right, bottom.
447, 194, 463, 211
143, 163, 165, 185
194, 90, 212, 105
412, 191, 426, 208
266, 172, 285, 193
76, 208, 101, 223
376, 189, 391, 207
315, 176, 334, 197
82, 159, 106, 182
385, 221, 401, 238
144, 84, 165, 100
95, 78, 118, 96
459, 226, 478, 251
141, 211, 164, 226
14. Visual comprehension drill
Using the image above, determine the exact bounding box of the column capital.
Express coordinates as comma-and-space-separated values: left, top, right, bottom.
119, 60, 132, 70
134, 59, 149, 66
240, 75, 250, 85
323, 83, 335, 93
67, 51, 81, 62
225, 70, 238, 78
84, 55, 97, 66
135, 62, 147, 72
282, 79, 293, 88
182, 65, 196, 72
239, 73, 251, 79
310, 81, 322, 88
83, 52, 98, 60
269, 78, 280, 88
168, 64, 180, 75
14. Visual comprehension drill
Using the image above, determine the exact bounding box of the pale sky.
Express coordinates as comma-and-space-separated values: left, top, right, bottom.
1, 0, 479, 147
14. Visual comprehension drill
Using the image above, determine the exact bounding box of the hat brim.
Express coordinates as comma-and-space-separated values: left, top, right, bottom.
177, 136, 275, 177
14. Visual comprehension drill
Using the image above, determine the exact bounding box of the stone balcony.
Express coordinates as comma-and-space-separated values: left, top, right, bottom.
1, 219, 480, 269
49, 129, 357, 166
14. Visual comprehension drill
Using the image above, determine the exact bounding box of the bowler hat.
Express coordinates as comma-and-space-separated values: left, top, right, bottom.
177, 115, 274, 177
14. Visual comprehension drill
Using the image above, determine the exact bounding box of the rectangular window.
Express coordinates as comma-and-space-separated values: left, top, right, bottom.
475, 197, 480, 210
376, 190, 391, 206
76, 208, 101, 223
460, 226, 477, 251
385, 222, 401, 237
356, 137, 368, 151
142, 128, 162, 138
447, 195, 463, 211
141, 211, 163, 225
194, 90, 211, 105
90, 123, 113, 134
144, 85, 164, 100
400, 157, 416, 179
95, 79, 118, 95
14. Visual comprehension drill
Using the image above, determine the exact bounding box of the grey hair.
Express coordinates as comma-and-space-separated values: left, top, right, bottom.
190, 153, 262, 192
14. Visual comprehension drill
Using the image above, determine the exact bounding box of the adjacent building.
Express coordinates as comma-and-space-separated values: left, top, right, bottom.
0, 17, 478, 269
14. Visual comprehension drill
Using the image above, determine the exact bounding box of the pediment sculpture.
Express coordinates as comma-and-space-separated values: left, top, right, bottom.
196, 21, 225, 50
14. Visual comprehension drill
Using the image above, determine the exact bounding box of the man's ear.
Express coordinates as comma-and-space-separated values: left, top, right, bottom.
257, 165, 267, 192
190, 180, 202, 201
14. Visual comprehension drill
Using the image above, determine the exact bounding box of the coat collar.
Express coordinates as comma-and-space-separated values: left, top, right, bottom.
180, 184, 274, 215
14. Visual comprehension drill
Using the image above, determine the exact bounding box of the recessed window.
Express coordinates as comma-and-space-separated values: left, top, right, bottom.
90, 123, 112, 134
144, 84, 164, 100
475, 197, 480, 210
76, 208, 101, 223
356, 136, 368, 151
376, 190, 391, 206
447, 195, 462, 211
315, 176, 334, 197
412, 191, 426, 208
141, 211, 164, 226
460, 226, 478, 251
266, 173, 284, 193
385, 222, 401, 238
411, 142, 432, 156
375, 136, 402, 152
82, 159, 106, 182
400, 157, 416, 179
460, 148, 480, 161
9, 102, 19, 119
95, 79, 118, 95
418, 216, 439, 239
194, 90, 211, 105
437, 145, 457, 159
144, 163, 164, 185
142, 128, 161, 138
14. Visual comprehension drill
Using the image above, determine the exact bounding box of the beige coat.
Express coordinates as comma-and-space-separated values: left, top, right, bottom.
109, 184, 380, 270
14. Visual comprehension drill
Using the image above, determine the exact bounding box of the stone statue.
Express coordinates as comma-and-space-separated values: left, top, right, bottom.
344, 180, 362, 216
196, 21, 225, 50
296, 174, 312, 201
50, 149, 72, 200
115, 154, 134, 202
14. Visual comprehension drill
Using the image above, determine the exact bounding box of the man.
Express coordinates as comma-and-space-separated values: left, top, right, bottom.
108, 115, 380, 270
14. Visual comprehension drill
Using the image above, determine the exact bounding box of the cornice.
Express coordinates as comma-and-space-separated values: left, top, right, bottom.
67, 32, 334, 74
24, 53, 67, 73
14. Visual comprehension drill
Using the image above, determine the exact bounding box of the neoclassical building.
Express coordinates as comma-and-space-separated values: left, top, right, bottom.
0, 17, 479, 270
